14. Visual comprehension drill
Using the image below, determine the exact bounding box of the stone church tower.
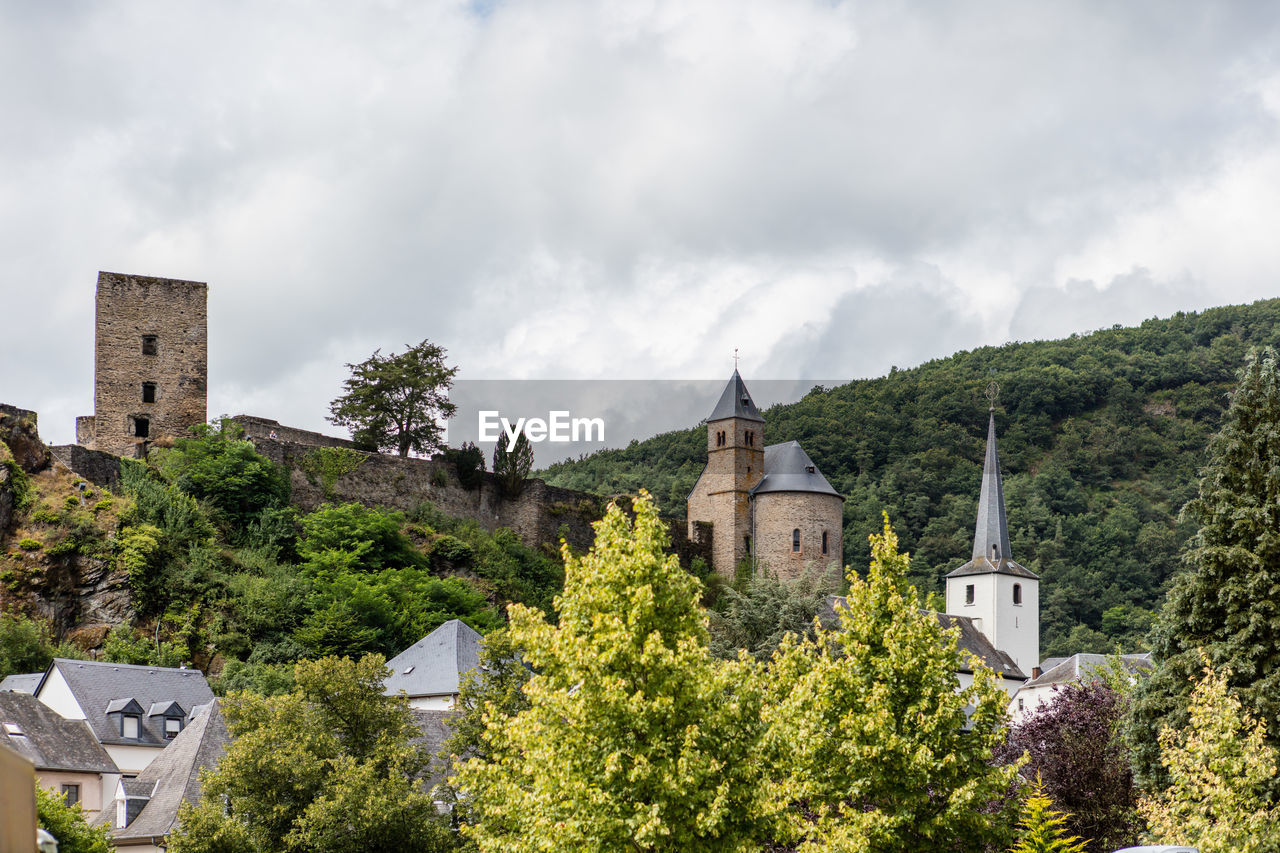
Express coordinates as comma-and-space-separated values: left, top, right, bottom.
944, 407, 1040, 673
688, 371, 843, 581
76, 272, 208, 458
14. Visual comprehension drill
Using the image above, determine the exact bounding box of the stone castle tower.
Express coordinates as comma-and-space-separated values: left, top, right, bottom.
944, 407, 1040, 673
76, 272, 208, 458
688, 371, 843, 581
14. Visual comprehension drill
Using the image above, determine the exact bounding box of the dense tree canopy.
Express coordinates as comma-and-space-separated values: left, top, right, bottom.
168, 656, 454, 853
545, 300, 1280, 654
328, 339, 458, 458
1131, 347, 1280, 786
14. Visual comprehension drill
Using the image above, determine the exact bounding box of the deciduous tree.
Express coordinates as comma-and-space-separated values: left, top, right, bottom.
1139, 657, 1280, 853
451, 493, 774, 851
328, 340, 457, 458
167, 655, 453, 853
764, 514, 1022, 851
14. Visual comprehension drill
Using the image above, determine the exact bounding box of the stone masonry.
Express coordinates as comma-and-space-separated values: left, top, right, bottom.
77, 272, 207, 457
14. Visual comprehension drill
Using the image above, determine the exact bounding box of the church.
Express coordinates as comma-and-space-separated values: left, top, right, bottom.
688, 371, 1039, 692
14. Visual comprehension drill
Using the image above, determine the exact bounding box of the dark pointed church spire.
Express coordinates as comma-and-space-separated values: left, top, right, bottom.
708, 369, 764, 423
971, 407, 1013, 568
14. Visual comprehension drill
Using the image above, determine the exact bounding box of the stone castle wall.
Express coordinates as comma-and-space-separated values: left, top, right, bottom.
86, 272, 208, 457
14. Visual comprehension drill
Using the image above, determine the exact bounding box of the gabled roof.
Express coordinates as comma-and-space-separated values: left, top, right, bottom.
105, 701, 229, 840
38, 659, 214, 747
0, 673, 42, 694
708, 370, 764, 423
946, 411, 1039, 581
819, 596, 1025, 681
1022, 652, 1152, 690
752, 441, 842, 498
0, 692, 116, 774
383, 620, 483, 699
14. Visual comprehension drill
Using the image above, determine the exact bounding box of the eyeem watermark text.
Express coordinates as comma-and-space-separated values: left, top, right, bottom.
478, 411, 605, 443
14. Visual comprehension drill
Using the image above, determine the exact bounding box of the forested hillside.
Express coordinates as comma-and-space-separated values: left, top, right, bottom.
541, 299, 1280, 656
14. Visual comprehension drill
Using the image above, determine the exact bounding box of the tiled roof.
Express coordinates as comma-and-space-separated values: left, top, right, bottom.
707, 371, 764, 423
107, 701, 229, 840
0, 691, 116, 774
39, 659, 214, 747
383, 620, 483, 700
819, 596, 1026, 681
751, 441, 842, 498
1023, 652, 1152, 690
0, 673, 42, 694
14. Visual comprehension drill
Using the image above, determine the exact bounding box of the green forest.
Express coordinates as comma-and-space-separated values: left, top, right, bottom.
541, 298, 1280, 656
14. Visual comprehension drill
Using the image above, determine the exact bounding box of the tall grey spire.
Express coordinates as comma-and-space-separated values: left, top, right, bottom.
971, 409, 1013, 567
708, 370, 764, 423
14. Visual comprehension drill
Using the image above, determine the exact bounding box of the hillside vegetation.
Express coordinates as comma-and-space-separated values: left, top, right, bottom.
541, 299, 1280, 656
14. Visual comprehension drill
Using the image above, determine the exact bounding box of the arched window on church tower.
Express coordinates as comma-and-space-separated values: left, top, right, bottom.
792, 528, 800, 553
1012, 583, 1022, 605
821, 531, 829, 555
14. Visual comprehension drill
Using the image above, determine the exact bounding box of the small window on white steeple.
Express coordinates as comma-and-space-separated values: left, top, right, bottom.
965, 584, 975, 605
1013, 583, 1022, 605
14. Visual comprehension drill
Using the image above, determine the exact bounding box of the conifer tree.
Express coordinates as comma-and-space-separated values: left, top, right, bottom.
1131, 347, 1280, 784
451, 492, 773, 851
1009, 779, 1087, 853
764, 514, 1022, 851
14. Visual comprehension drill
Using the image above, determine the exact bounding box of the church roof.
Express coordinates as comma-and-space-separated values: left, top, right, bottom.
707, 370, 764, 423
383, 619, 483, 699
946, 411, 1039, 581
752, 441, 842, 498
818, 597, 1025, 681
1022, 652, 1151, 690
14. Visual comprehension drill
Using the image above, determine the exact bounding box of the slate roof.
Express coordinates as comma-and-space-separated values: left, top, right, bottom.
946, 411, 1039, 581
0, 673, 42, 693
708, 370, 764, 423
752, 441, 842, 498
38, 659, 214, 748
383, 620, 483, 699
819, 596, 1026, 682
1022, 652, 1152, 690
104, 701, 229, 840
0, 692, 117, 774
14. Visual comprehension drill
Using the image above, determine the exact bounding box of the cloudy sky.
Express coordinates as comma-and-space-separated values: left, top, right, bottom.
4, 1, 1280, 447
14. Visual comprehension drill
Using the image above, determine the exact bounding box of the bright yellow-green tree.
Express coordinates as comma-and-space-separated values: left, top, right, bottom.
451, 492, 774, 852
1009, 778, 1087, 853
1140, 656, 1280, 853
764, 515, 1023, 851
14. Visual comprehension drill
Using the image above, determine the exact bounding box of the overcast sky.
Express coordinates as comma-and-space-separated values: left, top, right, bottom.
4, 1, 1280, 448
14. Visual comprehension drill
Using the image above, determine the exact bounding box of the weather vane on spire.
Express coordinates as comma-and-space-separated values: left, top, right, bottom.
733, 348, 740, 370
985, 380, 1000, 412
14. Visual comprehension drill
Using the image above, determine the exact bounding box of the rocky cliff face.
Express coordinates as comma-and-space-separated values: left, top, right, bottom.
0, 404, 133, 639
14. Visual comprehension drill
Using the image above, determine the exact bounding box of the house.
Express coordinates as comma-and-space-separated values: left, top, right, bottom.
33, 658, 215, 775
98, 701, 229, 852
1013, 652, 1153, 718
1, 740, 39, 853
0, 691, 119, 820
383, 619, 482, 710
688, 371, 844, 581
0, 672, 43, 693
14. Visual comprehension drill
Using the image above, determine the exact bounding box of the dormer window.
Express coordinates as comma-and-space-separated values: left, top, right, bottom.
165, 717, 183, 739
122, 715, 140, 739
108, 697, 145, 739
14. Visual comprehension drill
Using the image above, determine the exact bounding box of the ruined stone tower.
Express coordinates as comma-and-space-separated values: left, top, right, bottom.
76, 272, 208, 457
